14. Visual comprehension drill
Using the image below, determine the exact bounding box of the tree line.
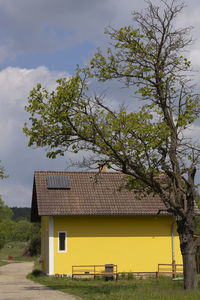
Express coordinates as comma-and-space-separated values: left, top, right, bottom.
0, 196, 40, 255
11, 207, 31, 221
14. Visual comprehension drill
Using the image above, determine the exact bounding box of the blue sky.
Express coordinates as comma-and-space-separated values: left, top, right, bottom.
0, 0, 200, 207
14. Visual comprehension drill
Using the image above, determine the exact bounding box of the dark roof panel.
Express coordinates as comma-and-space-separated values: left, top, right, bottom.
46, 175, 70, 189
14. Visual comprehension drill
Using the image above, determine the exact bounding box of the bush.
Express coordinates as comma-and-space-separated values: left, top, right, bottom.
0, 235, 5, 249
22, 223, 41, 257
12, 220, 32, 241
29, 232, 41, 256
31, 269, 43, 277
0, 219, 15, 243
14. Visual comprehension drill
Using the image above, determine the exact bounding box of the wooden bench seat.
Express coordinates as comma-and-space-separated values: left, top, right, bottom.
72, 264, 118, 280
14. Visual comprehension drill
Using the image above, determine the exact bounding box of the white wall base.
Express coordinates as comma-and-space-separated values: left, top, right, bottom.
48, 216, 54, 275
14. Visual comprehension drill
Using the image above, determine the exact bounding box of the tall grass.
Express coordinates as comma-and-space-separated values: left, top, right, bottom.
28, 272, 200, 300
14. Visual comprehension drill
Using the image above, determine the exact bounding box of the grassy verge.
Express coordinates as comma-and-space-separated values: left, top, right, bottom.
13, 256, 36, 262
0, 261, 7, 267
28, 271, 200, 300
0, 241, 36, 262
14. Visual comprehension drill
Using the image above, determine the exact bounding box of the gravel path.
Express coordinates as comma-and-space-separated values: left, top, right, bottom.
0, 261, 77, 300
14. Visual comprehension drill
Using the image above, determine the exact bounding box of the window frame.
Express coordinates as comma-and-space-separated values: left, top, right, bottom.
58, 231, 67, 253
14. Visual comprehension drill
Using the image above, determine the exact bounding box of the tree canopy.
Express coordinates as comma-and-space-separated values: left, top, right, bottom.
0, 161, 7, 180
0, 161, 9, 249
24, 0, 200, 289
0, 196, 13, 221
0, 197, 13, 249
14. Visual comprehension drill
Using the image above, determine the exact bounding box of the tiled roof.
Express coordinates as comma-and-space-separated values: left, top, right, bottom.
31, 170, 178, 221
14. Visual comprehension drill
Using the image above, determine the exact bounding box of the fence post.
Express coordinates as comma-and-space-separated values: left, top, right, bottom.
172, 261, 176, 278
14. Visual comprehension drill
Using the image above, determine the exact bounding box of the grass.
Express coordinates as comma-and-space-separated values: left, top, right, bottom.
28, 271, 200, 300
0, 261, 7, 267
0, 241, 36, 262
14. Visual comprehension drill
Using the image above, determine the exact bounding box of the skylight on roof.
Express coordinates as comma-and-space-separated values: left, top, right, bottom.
46, 175, 71, 189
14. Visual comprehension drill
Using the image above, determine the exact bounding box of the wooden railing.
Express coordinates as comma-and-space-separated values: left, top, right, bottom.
156, 263, 183, 278
72, 264, 118, 280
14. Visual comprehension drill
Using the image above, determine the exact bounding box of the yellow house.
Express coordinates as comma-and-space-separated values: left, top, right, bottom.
31, 170, 183, 276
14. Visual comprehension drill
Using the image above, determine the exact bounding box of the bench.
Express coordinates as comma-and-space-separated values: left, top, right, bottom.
72, 264, 118, 280
156, 263, 183, 279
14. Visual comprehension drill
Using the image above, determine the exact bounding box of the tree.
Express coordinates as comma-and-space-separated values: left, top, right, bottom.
0, 219, 15, 244
24, 0, 200, 289
0, 161, 7, 180
12, 220, 32, 242
0, 235, 4, 250
0, 196, 13, 222
29, 224, 41, 256
0, 197, 13, 249
11, 207, 31, 222
0, 162, 9, 249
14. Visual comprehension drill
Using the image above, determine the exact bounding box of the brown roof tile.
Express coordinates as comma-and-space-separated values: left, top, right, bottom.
31, 170, 179, 221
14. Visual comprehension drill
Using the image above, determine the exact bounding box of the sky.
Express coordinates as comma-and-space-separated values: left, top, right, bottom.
0, 0, 200, 207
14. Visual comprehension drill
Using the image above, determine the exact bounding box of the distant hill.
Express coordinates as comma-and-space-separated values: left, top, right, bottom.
10, 207, 31, 221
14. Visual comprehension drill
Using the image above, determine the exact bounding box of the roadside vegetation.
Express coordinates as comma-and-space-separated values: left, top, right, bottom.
28, 273, 200, 300
0, 196, 40, 263
0, 241, 36, 262
0, 261, 7, 267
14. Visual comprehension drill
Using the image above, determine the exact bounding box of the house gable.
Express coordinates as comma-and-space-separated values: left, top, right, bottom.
31, 171, 171, 219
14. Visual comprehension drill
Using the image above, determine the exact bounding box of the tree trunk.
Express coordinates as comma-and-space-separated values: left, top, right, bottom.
182, 251, 198, 289
177, 213, 198, 290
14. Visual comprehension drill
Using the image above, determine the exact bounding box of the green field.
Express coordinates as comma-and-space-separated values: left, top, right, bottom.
28, 272, 200, 300
0, 241, 35, 262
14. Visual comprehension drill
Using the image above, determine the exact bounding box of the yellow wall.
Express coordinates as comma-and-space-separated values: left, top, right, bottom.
52, 215, 182, 274
41, 216, 49, 273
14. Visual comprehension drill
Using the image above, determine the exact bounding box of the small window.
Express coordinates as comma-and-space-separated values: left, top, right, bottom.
58, 231, 67, 252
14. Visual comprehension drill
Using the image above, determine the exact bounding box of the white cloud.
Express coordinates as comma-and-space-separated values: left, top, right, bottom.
0, 66, 69, 155
0, 66, 70, 207
0, 66, 68, 107
189, 46, 200, 68
175, 1, 200, 68
184, 124, 200, 141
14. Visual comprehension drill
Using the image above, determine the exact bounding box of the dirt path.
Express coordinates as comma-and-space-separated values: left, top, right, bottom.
0, 261, 78, 300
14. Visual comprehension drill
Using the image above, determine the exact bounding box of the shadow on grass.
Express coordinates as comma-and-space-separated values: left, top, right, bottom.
28, 274, 137, 298
28, 273, 200, 300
